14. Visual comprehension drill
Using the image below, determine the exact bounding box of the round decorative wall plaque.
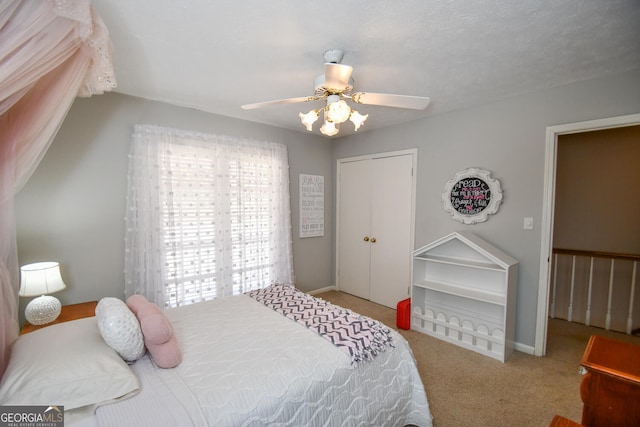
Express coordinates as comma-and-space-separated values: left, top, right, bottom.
442, 168, 503, 224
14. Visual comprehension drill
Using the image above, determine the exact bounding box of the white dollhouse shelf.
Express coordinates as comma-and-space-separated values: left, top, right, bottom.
411, 231, 518, 362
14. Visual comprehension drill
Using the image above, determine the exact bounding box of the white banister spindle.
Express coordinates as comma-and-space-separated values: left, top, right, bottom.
568, 255, 576, 322
627, 261, 637, 334
605, 259, 615, 330
550, 254, 559, 318
585, 257, 594, 326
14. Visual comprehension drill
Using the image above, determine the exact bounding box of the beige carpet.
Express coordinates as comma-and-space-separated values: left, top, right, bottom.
315, 290, 640, 427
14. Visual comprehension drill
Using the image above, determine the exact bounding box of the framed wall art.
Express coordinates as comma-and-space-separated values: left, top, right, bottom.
299, 174, 324, 237
442, 168, 503, 224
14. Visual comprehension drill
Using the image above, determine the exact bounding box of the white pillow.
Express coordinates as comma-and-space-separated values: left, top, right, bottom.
0, 317, 139, 412
96, 297, 145, 362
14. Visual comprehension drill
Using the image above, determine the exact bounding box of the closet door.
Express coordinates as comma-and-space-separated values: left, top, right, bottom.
369, 154, 414, 308
337, 158, 372, 300
337, 151, 415, 309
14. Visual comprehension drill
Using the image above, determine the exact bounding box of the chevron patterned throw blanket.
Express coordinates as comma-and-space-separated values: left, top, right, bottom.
246, 284, 393, 365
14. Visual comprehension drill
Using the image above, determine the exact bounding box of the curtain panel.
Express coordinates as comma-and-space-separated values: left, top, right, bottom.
0, 0, 116, 376
124, 125, 294, 309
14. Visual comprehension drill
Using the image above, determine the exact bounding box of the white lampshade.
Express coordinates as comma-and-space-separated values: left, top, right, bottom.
349, 110, 368, 131
299, 110, 319, 131
320, 120, 339, 136
20, 262, 67, 325
325, 95, 351, 124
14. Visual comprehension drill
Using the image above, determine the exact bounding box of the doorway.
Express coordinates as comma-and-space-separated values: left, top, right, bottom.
535, 113, 640, 356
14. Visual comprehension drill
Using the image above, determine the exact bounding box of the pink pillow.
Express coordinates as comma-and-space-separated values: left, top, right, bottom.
126, 294, 148, 315
126, 295, 182, 368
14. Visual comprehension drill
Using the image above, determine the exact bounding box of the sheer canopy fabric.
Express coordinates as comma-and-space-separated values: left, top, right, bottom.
125, 125, 294, 309
0, 0, 115, 376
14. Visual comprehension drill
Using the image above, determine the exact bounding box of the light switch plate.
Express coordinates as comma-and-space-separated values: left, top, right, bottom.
523, 217, 533, 230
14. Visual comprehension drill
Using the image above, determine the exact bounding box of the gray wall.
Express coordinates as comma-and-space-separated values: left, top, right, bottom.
332, 68, 640, 349
15, 68, 640, 350
15, 93, 334, 324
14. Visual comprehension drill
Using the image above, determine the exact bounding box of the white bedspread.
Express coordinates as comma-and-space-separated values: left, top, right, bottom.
94, 294, 432, 426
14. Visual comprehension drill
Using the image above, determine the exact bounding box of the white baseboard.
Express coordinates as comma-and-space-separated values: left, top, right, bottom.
514, 341, 535, 355
306, 286, 337, 295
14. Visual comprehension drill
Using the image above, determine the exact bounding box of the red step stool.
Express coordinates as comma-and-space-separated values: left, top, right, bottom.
396, 298, 411, 330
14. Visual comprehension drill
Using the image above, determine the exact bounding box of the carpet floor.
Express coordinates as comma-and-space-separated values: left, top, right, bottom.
315, 290, 640, 427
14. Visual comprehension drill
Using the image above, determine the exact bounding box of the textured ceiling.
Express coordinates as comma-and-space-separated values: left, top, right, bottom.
91, 0, 640, 138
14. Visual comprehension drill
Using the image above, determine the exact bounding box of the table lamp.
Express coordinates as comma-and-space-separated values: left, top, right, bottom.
19, 262, 67, 325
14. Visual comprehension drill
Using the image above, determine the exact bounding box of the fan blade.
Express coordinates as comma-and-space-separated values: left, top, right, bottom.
324, 63, 353, 91
241, 95, 321, 110
350, 92, 430, 110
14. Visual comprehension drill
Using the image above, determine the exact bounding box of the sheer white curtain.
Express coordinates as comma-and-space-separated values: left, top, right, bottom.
124, 125, 294, 308
0, 0, 115, 376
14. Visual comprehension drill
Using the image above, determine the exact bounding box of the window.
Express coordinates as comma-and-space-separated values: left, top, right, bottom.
125, 125, 294, 308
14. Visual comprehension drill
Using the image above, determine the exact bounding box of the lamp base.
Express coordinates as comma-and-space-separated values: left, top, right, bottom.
25, 295, 62, 325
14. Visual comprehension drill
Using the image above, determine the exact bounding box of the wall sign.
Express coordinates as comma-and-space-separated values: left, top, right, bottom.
299, 174, 324, 237
442, 168, 503, 224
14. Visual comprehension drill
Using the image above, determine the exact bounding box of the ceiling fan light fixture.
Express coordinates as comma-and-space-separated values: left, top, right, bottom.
349, 110, 368, 131
243, 50, 430, 138
299, 110, 319, 131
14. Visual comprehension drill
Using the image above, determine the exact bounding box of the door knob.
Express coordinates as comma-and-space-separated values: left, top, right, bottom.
363, 236, 369, 242
370, 237, 377, 243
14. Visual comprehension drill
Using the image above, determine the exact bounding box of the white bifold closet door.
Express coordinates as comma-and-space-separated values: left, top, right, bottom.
337, 151, 415, 309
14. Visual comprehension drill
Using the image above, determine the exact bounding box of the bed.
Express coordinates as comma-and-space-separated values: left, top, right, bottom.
0, 285, 433, 426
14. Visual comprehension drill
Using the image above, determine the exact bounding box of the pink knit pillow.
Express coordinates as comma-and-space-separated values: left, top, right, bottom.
126, 295, 182, 368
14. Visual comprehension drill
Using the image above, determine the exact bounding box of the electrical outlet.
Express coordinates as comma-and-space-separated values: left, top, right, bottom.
523, 217, 533, 230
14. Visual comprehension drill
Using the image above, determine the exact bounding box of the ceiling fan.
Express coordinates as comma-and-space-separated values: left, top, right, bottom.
241, 49, 431, 136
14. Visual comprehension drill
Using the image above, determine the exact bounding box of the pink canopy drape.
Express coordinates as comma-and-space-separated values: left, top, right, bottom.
0, 0, 116, 376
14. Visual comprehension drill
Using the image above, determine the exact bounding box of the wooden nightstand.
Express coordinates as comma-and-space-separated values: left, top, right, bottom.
21, 301, 98, 334
579, 335, 640, 427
